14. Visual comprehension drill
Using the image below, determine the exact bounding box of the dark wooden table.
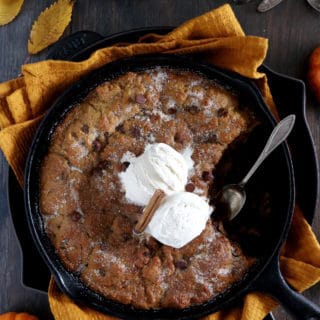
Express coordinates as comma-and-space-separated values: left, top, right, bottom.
1, 1, 320, 319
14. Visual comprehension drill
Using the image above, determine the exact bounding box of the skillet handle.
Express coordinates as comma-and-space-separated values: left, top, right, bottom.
47, 31, 103, 60
253, 255, 320, 319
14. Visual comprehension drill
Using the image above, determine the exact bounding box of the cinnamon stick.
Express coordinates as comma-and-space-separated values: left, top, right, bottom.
134, 189, 165, 234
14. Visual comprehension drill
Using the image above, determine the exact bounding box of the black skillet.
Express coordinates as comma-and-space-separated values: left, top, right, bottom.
23, 52, 320, 320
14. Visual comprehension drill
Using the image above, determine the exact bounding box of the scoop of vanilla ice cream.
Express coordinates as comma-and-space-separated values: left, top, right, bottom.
145, 192, 213, 248
120, 143, 190, 206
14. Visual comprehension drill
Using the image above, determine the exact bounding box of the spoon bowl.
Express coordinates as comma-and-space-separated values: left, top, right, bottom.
219, 184, 246, 220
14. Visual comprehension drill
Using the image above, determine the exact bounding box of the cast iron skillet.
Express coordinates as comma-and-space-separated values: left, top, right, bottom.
24, 54, 319, 319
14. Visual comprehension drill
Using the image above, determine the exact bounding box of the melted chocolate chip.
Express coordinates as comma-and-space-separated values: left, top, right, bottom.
71, 132, 78, 139
92, 139, 102, 152
81, 124, 89, 133
168, 107, 177, 114
217, 108, 228, 118
99, 243, 108, 251
186, 105, 200, 114
59, 171, 67, 181
120, 161, 130, 171
70, 211, 81, 222
202, 171, 212, 181
131, 127, 141, 138
103, 132, 109, 144
175, 259, 188, 270
98, 268, 106, 277
116, 124, 125, 133
135, 94, 146, 104
97, 160, 111, 170
123, 233, 131, 241
174, 132, 183, 144
150, 114, 161, 122
185, 183, 195, 192
91, 160, 110, 176
91, 167, 102, 176
143, 250, 150, 257
206, 133, 218, 144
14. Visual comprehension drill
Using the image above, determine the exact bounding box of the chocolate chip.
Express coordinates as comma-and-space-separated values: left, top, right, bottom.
202, 171, 212, 181
103, 132, 109, 144
120, 161, 130, 171
168, 107, 177, 114
98, 268, 106, 277
186, 105, 200, 114
91, 167, 102, 176
97, 160, 111, 170
70, 211, 81, 222
135, 94, 146, 104
81, 124, 89, 133
175, 259, 188, 270
131, 127, 141, 138
71, 132, 78, 139
150, 114, 161, 122
207, 133, 218, 144
217, 108, 228, 118
92, 139, 102, 152
123, 233, 131, 241
92, 160, 110, 176
185, 183, 195, 192
59, 171, 67, 181
174, 132, 183, 143
99, 243, 108, 251
116, 124, 125, 133
143, 250, 150, 257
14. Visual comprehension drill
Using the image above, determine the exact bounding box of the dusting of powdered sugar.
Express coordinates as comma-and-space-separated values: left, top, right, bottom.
217, 268, 231, 276
151, 108, 174, 122
149, 68, 168, 91
69, 178, 84, 216
70, 166, 83, 173
71, 141, 89, 160
87, 128, 99, 144
120, 151, 136, 163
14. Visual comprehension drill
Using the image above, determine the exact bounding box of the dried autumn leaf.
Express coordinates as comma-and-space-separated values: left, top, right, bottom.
0, 0, 24, 26
28, 0, 75, 54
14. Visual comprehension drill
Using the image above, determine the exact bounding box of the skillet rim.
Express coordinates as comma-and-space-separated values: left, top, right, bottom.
24, 53, 295, 320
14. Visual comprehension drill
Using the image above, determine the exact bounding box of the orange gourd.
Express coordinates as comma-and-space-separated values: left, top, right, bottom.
307, 47, 320, 103
0, 312, 38, 320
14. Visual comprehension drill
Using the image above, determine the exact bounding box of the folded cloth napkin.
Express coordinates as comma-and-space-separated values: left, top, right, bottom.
0, 4, 319, 320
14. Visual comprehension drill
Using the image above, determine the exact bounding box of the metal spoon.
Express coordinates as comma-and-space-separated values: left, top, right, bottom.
257, 0, 285, 12
218, 114, 295, 221
306, 0, 320, 12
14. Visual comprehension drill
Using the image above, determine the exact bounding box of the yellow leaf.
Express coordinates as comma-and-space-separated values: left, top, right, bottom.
0, 0, 24, 26
28, 0, 75, 55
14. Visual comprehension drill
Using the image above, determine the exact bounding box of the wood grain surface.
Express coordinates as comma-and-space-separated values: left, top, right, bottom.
0, 1, 319, 319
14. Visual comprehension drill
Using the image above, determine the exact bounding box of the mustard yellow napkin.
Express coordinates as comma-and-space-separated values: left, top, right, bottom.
0, 4, 319, 320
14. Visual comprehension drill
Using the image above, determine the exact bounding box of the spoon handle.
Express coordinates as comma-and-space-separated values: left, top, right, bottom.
241, 114, 296, 185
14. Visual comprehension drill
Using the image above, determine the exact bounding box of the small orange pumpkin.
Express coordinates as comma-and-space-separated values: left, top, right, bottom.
0, 312, 39, 320
307, 47, 320, 103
